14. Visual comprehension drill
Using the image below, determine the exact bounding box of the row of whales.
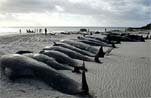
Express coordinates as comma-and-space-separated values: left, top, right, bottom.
0, 35, 117, 97
0, 54, 90, 96
77, 36, 117, 48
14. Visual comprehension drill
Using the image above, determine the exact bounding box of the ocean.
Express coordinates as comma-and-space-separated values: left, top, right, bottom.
0, 26, 126, 36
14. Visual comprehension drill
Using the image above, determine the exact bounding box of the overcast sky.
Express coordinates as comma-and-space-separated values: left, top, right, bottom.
0, 0, 150, 27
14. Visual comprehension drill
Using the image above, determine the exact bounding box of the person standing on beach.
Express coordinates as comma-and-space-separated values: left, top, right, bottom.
105, 28, 107, 32
39, 29, 42, 33
19, 29, 21, 34
44, 28, 47, 35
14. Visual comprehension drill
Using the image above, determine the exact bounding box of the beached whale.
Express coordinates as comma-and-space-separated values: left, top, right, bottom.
77, 36, 114, 47
105, 33, 145, 42
61, 40, 98, 54
125, 34, 145, 42
40, 50, 86, 72
51, 42, 95, 57
0, 54, 90, 95
79, 36, 117, 48
22, 53, 72, 70
42, 46, 104, 63
76, 39, 105, 46
85, 36, 109, 43
85, 36, 119, 44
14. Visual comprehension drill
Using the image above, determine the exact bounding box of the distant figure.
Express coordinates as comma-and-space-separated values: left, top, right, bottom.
19, 29, 21, 34
90, 32, 93, 35
26, 29, 29, 33
87, 29, 89, 33
145, 32, 150, 39
125, 29, 126, 32
44, 28, 48, 35
34, 29, 37, 33
105, 28, 107, 32
36, 29, 39, 32
39, 29, 42, 33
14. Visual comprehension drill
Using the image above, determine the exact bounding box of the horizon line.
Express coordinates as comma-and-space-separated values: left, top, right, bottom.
0, 26, 130, 28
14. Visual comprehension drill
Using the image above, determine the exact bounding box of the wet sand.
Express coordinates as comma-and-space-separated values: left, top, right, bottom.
0, 33, 151, 98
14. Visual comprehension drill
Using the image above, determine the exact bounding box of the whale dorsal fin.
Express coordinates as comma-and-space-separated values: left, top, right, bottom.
81, 61, 89, 94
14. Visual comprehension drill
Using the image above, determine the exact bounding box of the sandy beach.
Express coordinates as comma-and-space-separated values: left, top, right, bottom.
0, 33, 151, 98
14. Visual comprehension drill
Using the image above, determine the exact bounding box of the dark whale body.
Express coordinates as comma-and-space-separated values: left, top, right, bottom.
43, 45, 104, 63
43, 46, 93, 62
76, 39, 103, 46
85, 36, 112, 43
39, 50, 86, 71
23, 53, 72, 70
105, 34, 145, 42
77, 36, 113, 47
0, 54, 89, 95
78, 36, 116, 48
50, 42, 95, 57
61, 40, 98, 54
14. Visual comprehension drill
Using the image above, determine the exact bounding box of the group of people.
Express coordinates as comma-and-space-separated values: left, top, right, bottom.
19, 28, 48, 35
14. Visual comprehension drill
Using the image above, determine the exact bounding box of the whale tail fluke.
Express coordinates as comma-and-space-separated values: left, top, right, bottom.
94, 46, 104, 63
98, 46, 105, 58
82, 60, 85, 70
81, 61, 89, 95
112, 43, 116, 48
81, 60, 88, 72
94, 56, 101, 63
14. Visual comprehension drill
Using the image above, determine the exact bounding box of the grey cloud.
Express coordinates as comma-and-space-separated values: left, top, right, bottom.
0, 0, 150, 26
0, 0, 106, 15
0, 0, 56, 13
0, 0, 150, 15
